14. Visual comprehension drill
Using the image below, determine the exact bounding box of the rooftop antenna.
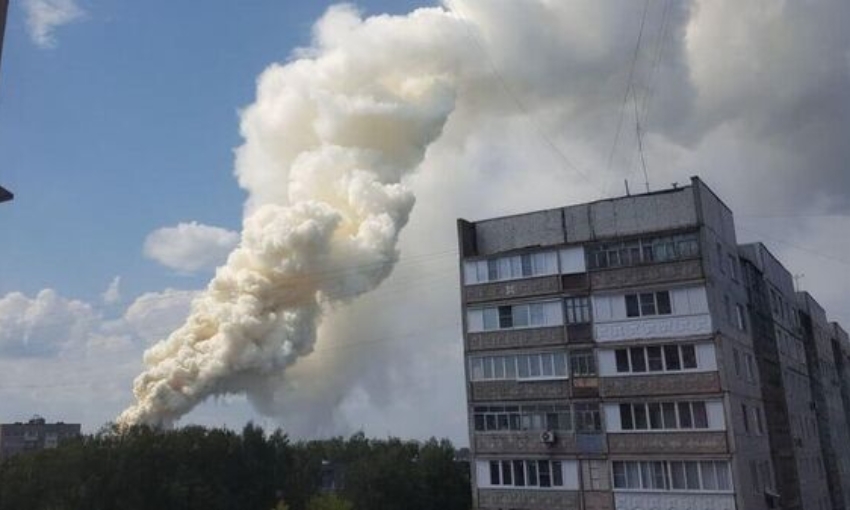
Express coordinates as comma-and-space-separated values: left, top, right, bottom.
624, 179, 631, 196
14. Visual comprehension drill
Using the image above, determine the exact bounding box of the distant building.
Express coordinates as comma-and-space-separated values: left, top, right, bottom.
457, 176, 850, 510
0, 416, 81, 461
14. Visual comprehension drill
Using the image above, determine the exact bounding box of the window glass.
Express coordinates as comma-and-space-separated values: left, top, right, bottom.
488, 259, 499, 281
652, 461, 667, 489
483, 308, 499, 330
517, 355, 529, 378
678, 402, 693, 428
554, 353, 567, 377
493, 357, 505, 379
634, 404, 648, 430
620, 404, 634, 430
701, 461, 718, 490
681, 345, 697, 369
498, 306, 512, 328
501, 461, 512, 485
640, 462, 652, 489
626, 462, 640, 489
656, 291, 672, 315
631, 347, 647, 372
471, 358, 484, 380
526, 461, 538, 486
541, 354, 554, 377
693, 402, 709, 428
664, 345, 681, 370
616, 349, 630, 372
521, 255, 533, 277
647, 346, 663, 371
538, 461, 551, 487
505, 358, 516, 379
648, 403, 663, 429
483, 357, 494, 379
741, 404, 750, 433
552, 461, 563, 487
671, 461, 686, 489
685, 462, 701, 489
528, 355, 541, 377
513, 460, 525, 486
513, 305, 529, 328
716, 462, 731, 490
626, 295, 640, 317
490, 461, 500, 486
639, 293, 657, 316
474, 414, 485, 431
662, 403, 677, 429
613, 462, 626, 488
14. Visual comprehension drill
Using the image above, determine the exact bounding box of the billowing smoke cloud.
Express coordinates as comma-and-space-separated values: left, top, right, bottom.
118, 5, 478, 427
116, 0, 850, 431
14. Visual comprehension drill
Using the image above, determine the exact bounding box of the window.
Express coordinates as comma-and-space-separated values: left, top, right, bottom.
744, 353, 756, 383
574, 403, 602, 432
625, 291, 672, 317
619, 401, 711, 431
469, 353, 568, 381
615, 344, 699, 374
613, 460, 731, 492
728, 254, 739, 281
586, 232, 700, 270
487, 460, 568, 488
564, 297, 591, 324
570, 350, 596, 376
735, 304, 748, 332
754, 407, 764, 435
464, 251, 558, 285
468, 301, 562, 332
742, 404, 750, 433
733, 348, 741, 376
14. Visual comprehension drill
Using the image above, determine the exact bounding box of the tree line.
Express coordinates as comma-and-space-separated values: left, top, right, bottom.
0, 424, 471, 510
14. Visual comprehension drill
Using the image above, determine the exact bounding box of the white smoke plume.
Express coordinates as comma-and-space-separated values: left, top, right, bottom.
118, 5, 477, 427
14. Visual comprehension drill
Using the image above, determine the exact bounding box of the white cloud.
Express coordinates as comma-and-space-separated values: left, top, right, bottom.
101, 276, 121, 305
143, 222, 239, 273
23, 0, 85, 49
0, 289, 95, 357
0, 287, 200, 430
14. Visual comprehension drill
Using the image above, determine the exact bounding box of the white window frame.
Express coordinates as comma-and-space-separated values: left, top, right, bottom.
469, 352, 569, 382
614, 344, 699, 374
612, 460, 733, 493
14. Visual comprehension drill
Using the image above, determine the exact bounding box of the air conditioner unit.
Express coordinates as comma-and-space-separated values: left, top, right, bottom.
540, 431, 556, 444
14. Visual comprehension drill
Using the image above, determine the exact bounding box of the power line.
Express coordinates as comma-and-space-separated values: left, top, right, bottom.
444, 0, 605, 195
605, 0, 650, 191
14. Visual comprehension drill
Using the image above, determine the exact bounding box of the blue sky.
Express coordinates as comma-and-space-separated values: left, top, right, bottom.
1, 0, 849, 442
0, 0, 431, 302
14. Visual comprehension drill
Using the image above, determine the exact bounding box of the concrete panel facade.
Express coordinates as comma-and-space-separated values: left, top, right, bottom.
467, 326, 565, 352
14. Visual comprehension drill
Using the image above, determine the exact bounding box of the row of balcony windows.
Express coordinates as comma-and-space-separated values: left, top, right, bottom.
463, 232, 701, 286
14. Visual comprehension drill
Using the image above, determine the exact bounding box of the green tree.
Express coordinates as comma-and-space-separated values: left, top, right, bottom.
306, 493, 354, 510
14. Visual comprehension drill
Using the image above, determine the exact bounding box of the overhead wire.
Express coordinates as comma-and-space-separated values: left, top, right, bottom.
604, 0, 650, 195
444, 0, 606, 195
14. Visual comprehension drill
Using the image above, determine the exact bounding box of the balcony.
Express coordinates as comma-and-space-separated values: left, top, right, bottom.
467, 326, 565, 352
474, 431, 606, 455
474, 431, 578, 455
590, 259, 703, 291
465, 275, 561, 304
566, 323, 593, 344
470, 380, 571, 402
607, 431, 728, 455
594, 315, 713, 343
478, 489, 580, 510
600, 372, 721, 398
613, 492, 735, 510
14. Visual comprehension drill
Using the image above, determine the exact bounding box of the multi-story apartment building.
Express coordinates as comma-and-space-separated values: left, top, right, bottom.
798, 293, 850, 510
739, 243, 828, 510
457, 176, 850, 510
0, 416, 81, 462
